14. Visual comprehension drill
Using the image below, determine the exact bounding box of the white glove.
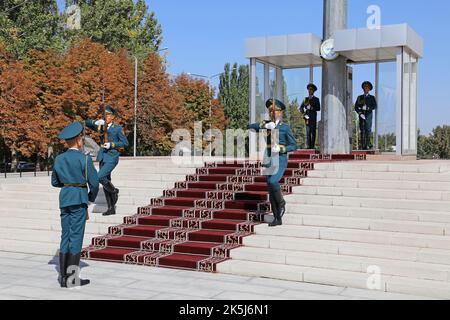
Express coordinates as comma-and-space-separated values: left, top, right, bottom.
360, 114, 366, 120
103, 143, 111, 150
304, 115, 310, 120
272, 144, 281, 153
362, 105, 368, 111
306, 105, 311, 110
265, 122, 276, 130
95, 119, 105, 126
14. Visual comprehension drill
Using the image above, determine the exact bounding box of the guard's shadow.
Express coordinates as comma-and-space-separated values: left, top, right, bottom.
48, 250, 90, 283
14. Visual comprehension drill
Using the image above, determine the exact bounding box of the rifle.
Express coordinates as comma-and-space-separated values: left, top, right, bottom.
101, 88, 109, 148
101, 89, 125, 154
303, 97, 311, 126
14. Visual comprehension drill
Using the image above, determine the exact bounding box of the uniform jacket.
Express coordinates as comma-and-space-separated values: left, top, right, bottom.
355, 94, 377, 116
85, 119, 129, 163
248, 121, 298, 156
52, 149, 99, 209
300, 96, 321, 126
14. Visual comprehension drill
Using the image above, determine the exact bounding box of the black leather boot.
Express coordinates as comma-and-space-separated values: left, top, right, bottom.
269, 191, 282, 227
66, 253, 90, 288
102, 190, 116, 216
103, 181, 119, 206
273, 190, 286, 225
59, 252, 68, 288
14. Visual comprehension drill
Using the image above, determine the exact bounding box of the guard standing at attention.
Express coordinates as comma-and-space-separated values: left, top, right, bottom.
52, 122, 99, 288
85, 105, 129, 216
299, 83, 321, 150
248, 99, 298, 227
355, 81, 377, 150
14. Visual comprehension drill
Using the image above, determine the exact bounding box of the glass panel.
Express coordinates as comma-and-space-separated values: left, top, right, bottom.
269, 65, 277, 100
255, 62, 266, 123
402, 51, 411, 154
351, 63, 376, 149
313, 67, 322, 123
378, 62, 397, 152
282, 67, 310, 148
410, 56, 418, 154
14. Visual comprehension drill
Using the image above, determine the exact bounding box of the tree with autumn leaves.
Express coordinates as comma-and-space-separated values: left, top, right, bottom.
0, 37, 227, 167
136, 57, 225, 156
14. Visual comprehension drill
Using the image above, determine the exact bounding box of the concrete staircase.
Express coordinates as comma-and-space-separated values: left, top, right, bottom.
217, 161, 450, 299
0, 158, 200, 256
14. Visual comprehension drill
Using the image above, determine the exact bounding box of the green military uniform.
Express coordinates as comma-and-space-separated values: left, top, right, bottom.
85, 105, 129, 216
299, 84, 321, 150
248, 99, 297, 227
355, 81, 377, 150
52, 122, 99, 288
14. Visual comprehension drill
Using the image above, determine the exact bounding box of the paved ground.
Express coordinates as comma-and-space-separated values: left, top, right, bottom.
0, 251, 432, 300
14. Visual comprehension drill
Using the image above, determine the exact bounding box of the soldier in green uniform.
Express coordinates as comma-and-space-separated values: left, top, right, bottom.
85, 106, 129, 216
299, 83, 321, 150
248, 99, 298, 227
52, 122, 99, 288
355, 81, 377, 150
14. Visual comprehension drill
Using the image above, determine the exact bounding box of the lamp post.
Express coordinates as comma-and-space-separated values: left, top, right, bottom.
187, 73, 222, 134
133, 47, 168, 157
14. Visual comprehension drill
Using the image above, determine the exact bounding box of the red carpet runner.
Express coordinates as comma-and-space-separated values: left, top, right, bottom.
81, 151, 366, 272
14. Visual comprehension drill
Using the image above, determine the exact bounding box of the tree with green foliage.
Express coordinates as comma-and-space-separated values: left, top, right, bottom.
0, 0, 63, 59
218, 63, 249, 130
285, 99, 307, 149
418, 126, 450, 159
65, 0, 162, 58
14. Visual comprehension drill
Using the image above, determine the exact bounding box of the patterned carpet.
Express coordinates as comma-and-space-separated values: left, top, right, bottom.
81, 151, 366, 272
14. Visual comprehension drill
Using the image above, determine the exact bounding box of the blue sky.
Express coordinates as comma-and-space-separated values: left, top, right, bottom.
57, 0, 450, 134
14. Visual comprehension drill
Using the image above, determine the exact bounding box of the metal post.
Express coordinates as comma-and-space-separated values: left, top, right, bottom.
134, 56, 138, 158
375, 62, 380, 151
209, 78, 212, 157
321, 0, 350, 154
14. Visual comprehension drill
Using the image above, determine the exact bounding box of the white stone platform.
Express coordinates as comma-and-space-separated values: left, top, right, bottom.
0, 252, 431, 300
0, 158, 201, 256
217, 161, 450, 299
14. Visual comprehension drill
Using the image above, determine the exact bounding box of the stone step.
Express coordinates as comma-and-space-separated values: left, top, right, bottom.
242, 235, 450, 265
228, 247, 450, 282
292, 185, 450, 201
314, 162, 450, 174
0, 239, 63, 256
112, 167, 197, 175
0, 190, 162, 209
0, 208, 124, 225
253, 224, 450, 251
282, 214, 449, 236
92, 204, 138, 215
216, 260, 450, 299
301, 177, 450, 192
1, 176, 182, 186
308, 170, 450, 182
0, 227, 97, 247
286, 194, 450, 212
0, 184, 169, 196
0, 218, 115, 235
285, 203, 450, 224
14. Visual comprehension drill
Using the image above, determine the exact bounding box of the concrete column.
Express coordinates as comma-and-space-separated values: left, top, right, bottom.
321, 0, 351, 154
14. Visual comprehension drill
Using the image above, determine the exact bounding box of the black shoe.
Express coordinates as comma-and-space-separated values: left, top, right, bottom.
59, 253, 68, 288
269, 218, 282, 227
66, 253, 90, 288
